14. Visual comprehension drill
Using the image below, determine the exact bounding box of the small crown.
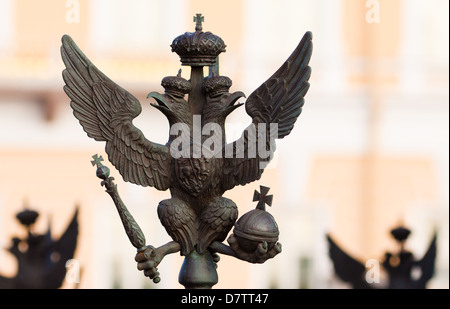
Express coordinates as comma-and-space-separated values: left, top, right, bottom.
171, 14, 226, 66
16, 209, 39, 227
390, 226, 411, 243
161, 69, 191, 97
202, 73, 232, 97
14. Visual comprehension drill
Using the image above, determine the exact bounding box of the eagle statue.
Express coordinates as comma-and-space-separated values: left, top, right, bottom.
327, 226, 437, 289
61, 14, 312, 286
0, 208, 78, 289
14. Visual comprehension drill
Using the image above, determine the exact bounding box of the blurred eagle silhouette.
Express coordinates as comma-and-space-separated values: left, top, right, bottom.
327, 226, 437, 289
0, 208, 78, 289
61, 32, 312, 256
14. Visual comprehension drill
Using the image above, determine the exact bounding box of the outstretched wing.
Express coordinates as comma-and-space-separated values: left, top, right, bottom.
44, 207, 79, 288
327, 234, 373, 289
61, 35, 170, 190
414, 232, 437, 288
222, 31, 312, 191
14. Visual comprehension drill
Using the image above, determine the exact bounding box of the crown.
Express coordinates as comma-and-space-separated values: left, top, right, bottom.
171, 14, 226, 67
16, 209, 39, 227
202, 73, 232, 97
161, 69, 191, 97
390, 226, 411, 243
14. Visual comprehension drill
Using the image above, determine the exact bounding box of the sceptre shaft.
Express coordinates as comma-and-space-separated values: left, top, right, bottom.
91, 154, 147, 251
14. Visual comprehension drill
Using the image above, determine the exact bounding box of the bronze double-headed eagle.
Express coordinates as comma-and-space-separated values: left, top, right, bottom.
61, 14, 312, 288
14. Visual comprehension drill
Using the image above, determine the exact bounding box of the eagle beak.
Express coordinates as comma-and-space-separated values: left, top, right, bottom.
224, 91, 245, 115
147, 91, 170, 112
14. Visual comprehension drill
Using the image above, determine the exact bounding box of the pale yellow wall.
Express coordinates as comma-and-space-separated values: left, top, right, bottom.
14, 0, 90, 56
309, 155, 439, 258
0, 150, 97, 287
343, 0, 402, 58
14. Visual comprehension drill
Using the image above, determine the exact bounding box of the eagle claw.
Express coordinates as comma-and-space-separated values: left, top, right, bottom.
135, 241, 181, 283
227, 234, 282, 264
135, 245, 162, 283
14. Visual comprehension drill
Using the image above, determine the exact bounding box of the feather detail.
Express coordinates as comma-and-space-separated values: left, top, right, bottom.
223, 31, 312, 191
197, 197, 238, 253
157, 199, 198, 256
61, 35, 170, 190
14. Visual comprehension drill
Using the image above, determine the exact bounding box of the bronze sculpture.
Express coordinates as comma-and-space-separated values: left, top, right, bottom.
0, 207, 78, 289
327, 226, 437, 289
61, 14, 312, 288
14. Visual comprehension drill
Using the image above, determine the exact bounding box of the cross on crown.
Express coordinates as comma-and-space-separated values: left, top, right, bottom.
194, 13, 204, 31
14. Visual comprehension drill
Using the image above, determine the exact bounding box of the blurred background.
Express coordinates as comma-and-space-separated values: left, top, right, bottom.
0, 0, 448, 289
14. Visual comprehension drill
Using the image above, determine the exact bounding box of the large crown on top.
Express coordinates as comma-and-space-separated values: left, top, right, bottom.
171, 14, 226, 67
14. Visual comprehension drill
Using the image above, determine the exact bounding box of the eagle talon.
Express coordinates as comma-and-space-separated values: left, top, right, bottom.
136, 245, 162, 281
208, 249, 221, 269
227, 234, 282, 264
135, 241, 181, 282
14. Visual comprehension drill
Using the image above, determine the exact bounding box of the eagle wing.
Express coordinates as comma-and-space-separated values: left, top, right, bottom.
414, 232, 437, 288
44, 207, 79, 288
222, 31, 312, 191
327, 234, 373, 289
61, 35, 170, 190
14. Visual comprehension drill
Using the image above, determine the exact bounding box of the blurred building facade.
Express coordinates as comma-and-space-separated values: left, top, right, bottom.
0, 0, 448, 288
